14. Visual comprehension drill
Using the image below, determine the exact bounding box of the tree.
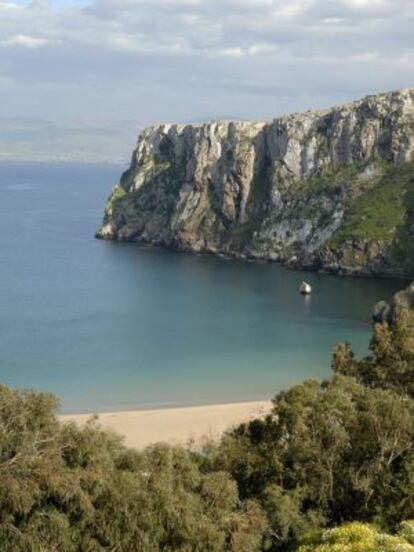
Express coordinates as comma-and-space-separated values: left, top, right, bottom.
207, 375, 414, 549
333, 310, 414, 397
0, 385, 266, 551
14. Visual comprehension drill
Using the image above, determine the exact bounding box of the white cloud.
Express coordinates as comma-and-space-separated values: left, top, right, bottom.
342, 0, 386, 8
0, 0, 412, 60
213, 42, 278, 58
1, 33, 57, 49
0, 0, 413, 135
214, 47, 245, 58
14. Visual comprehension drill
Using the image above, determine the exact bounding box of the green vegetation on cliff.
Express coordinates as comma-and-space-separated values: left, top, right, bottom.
329, 161, 414, 244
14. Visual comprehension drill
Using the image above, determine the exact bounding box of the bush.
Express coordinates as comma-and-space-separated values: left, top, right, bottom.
297, 521, 414, 551
207, 375, 414, 549
333, 309, 414, 397
0, 385, 266, 551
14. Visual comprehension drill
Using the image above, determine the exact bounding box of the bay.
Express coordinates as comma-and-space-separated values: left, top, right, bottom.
0, 162, 406, 413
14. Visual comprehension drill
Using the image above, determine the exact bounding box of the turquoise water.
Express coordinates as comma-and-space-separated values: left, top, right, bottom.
0, 162, 407, 413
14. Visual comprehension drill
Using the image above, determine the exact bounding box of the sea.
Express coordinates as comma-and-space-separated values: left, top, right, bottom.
0, 162, 407, 413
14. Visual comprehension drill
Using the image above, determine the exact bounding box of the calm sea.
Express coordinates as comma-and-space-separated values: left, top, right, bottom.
0, 162, 406, 413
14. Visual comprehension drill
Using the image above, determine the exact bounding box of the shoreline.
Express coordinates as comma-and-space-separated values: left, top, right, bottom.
95, 237, 413, 281
60, 400, 272, 449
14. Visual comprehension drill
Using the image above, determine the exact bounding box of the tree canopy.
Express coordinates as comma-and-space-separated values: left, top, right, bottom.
0, 385, 265, 551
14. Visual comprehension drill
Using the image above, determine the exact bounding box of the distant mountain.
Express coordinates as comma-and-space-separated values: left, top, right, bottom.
179, 115, 249, 124
0, 115, 253, 164
0, 118, 141, 164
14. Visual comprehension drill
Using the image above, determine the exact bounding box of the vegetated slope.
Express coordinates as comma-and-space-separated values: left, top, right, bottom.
97, 88, 414, 277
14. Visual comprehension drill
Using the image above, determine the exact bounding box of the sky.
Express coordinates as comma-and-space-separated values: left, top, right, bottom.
0, 0, 413, 161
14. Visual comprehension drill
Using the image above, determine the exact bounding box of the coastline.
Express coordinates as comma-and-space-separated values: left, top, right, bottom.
95, 236, 414, 280
60, 400, 272, 449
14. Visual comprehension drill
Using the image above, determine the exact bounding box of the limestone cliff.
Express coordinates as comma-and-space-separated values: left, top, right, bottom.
97, 88, 414, 277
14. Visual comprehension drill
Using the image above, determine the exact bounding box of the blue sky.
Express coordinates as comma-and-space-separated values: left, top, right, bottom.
0, 0, 413, 159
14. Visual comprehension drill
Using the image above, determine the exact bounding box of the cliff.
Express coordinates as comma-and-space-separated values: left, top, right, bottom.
97, 88, 414, 277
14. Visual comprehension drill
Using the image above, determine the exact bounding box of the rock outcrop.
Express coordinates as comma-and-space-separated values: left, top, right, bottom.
97, 88, 414, 277
373, 281, 414, 323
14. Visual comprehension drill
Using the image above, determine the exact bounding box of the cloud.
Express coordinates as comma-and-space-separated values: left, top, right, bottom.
0, 0, 413, 160
1, 33, 58, 48
212, 43, 278, 58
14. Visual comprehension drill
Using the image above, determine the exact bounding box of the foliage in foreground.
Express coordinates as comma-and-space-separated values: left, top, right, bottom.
333, 308, 414, 397
0, 310, 414, 551
298, 521, 414, 552
209, 375, 414, 549
0, 386, 265, 551
201, 310, 414, 549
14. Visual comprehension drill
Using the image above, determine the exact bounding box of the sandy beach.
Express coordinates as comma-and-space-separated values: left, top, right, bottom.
60, 400, 272, 449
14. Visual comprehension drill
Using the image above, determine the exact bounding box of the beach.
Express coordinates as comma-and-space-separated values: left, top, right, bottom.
60, 400, 272, 449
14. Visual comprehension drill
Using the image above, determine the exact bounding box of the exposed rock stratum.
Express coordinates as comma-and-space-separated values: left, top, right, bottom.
97, 88, 414, 277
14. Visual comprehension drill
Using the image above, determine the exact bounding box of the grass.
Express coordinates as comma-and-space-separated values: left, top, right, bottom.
329, 161, 414, 245
392, 165, 414, 268
229, 220, 258, 248
139, 156, 171, 178
294, 160, 385, 198
109, 157, 172, 211
280, 163, 368, 223
111, 187, 127, 200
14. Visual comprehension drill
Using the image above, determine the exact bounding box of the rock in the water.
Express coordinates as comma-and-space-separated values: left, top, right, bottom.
97, 87, 414, 278
299, 282, 312, 295
373, 281, 414, 323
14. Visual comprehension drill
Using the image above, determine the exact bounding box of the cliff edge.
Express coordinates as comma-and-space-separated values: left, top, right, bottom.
97, 88, 414, 277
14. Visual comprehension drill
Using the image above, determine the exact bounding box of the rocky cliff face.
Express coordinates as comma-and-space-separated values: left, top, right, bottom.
97, 88, 414, 277
373, 281, 414, 323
